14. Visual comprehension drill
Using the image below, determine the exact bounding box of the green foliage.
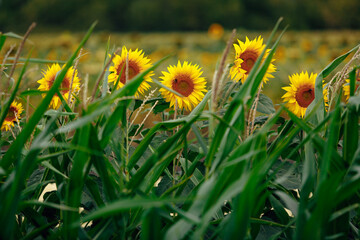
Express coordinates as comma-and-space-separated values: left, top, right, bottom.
1, 20, 360, 240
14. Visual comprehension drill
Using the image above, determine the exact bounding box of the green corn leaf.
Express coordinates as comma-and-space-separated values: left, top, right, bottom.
256, 93, 276, 115
0, 34, 6, 51
89, 126, 120, 202
343, 68, 359, 164
7, 57, 66, 64
79, 197, 185, 224
141, 208, 163, 240
63, 124, 91, 240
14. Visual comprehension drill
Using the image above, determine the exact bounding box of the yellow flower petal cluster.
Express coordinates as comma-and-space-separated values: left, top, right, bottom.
37, 63, 80, 109
282, 71, 328, 118
1, 101, 23, 131
108, 46, 154, 97
230, 36, 276, 84
159, 61, 207, 111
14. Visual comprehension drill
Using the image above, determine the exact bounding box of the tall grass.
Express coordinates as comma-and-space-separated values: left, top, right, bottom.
1, 20, 360, 239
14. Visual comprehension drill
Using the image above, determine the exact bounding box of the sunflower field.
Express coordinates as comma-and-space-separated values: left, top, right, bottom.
1, 20, 360, 239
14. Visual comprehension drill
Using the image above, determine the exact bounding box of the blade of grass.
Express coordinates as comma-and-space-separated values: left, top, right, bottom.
0, 34, 6, 51
7, 57, 66, 64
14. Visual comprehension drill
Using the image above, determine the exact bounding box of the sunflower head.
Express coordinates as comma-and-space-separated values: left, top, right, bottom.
108, 46, 154, 97
37, 63, 80, 109
230, 36, 276, 84
1, 101, 23, 131
159, 61, 207, 111
282, 71, 328, 118
343, 70, 360, 101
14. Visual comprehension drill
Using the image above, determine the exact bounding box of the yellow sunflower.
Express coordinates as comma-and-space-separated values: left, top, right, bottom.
208, 23, 224, 40
1, 101, 23, 131
282, 71, 328, 118
230, 36, 276, 84
108, 46, 154, 97
37, 63, 80, 109
343, 71, 360, 101
159, 61, 207, 111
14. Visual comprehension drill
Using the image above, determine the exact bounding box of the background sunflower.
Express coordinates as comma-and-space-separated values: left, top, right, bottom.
159, 61, 207, 111
230, 36, 276, 84
282, 71, 328, 118
108, 46, 154, 97
37, 63, 80, 109
1, 101, 23, 131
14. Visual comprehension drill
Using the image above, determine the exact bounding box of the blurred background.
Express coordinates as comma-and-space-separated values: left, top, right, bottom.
0, 0, 359, 108
1, 0, 360, 31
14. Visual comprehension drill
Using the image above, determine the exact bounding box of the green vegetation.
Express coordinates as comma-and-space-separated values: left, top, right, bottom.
1, 20, 360, 239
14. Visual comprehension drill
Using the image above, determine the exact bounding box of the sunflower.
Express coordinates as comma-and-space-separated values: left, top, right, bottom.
37, 63, 80, 109
282, 71, 328, 118
343, 71, 360, 101
230, 36, 276, 84
159, 61, 207, 111
208, 23, 224, 40
108, 46, 154, 97
1, 101, 23, 131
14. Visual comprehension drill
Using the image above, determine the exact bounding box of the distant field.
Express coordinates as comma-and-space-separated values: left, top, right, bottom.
3, 30, 360, 105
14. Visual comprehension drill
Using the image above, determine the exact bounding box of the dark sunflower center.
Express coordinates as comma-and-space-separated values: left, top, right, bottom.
60, 78, 70, 94
295, 84, 315, 108
116, 62, 140, 84
240, 50, 258, 74
172, 74, 194, 97
49, 71, 70, 95
5, 106, 17, 122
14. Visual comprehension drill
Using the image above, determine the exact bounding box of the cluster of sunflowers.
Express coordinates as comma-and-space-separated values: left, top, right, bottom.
2, 35, 358, 132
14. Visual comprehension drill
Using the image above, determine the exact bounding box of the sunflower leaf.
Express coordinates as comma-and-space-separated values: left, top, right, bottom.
256, 93, 275, 114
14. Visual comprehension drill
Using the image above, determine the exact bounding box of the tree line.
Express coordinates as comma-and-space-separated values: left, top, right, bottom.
0, 0, 359, 32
